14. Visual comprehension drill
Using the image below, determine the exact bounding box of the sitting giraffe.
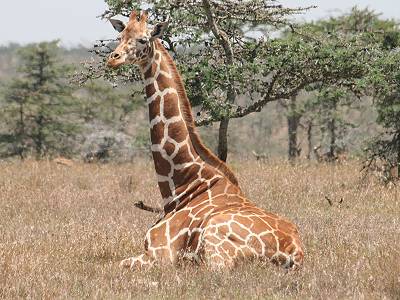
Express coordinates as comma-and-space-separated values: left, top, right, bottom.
107, 10, 304, 270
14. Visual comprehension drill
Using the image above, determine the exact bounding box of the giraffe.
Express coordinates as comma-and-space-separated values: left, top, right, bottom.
107, 10, 304, 270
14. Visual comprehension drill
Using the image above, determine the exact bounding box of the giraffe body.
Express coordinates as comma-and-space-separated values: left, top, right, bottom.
107, 11, 304, 270
122, 177, 303, 269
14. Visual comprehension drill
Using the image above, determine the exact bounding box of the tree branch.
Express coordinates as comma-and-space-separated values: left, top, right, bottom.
133, 201, 163, 214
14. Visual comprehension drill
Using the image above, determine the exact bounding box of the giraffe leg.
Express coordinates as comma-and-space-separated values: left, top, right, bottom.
201, 227, 237, 270
120, 253, 155, 270
203, 244, 236, 270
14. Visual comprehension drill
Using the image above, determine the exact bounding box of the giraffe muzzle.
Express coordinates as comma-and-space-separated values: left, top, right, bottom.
107, 52, 125, 68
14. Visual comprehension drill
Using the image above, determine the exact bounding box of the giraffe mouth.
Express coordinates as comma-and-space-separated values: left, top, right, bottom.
107, 58, 125, 68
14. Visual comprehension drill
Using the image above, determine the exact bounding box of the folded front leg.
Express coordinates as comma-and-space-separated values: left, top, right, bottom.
120, 253, 155, 270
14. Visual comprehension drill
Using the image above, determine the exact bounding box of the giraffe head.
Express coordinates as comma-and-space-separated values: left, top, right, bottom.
107, 10, 168, 68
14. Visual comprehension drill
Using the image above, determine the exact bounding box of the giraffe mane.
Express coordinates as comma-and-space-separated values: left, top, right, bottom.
154, 40, 239, 187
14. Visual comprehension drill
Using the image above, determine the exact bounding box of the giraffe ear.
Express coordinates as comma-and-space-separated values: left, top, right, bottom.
110, 19, 126, 33
150, 21, 168, 41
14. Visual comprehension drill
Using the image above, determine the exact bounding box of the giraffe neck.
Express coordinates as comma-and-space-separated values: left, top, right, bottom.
140, 40, 238, 210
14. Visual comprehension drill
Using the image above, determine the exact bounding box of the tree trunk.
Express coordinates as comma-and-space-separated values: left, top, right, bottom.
18, 102, 25, 160
287, 96, 301, 161
327, 100, 338, 160
306, 121, 313, 160
35, 115, 44, 160
288, 115, 300, 161
34, 50, 46, 160
217, 118, 229, 162
397, 134, 400, 178
202, 0, 236, 163
328, 117, 336, 159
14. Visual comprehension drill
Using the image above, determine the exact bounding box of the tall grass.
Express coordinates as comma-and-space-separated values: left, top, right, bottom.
0, 159, 399, 299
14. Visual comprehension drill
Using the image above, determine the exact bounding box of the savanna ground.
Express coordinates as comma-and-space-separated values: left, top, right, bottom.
0, 158, 399, 299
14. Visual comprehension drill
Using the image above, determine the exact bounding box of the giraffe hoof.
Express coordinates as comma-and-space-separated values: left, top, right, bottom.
120, 258, 133, 268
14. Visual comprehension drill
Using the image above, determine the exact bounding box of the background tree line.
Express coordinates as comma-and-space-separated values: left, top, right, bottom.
0, 3, 399, 179
0, 42, 144, 161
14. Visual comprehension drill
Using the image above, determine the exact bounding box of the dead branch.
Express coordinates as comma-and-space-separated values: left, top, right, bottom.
324, 196, 333, 206
133, 201, 163, 214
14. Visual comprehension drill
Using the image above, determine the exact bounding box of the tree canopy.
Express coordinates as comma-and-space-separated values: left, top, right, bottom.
78, 1, 388, 162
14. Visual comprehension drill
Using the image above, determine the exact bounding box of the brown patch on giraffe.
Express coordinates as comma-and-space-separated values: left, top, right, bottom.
184, 184, 208, 204
221, 241, 236, 257
260, 215, 279, 228
170, 235, 187, 251
239, 210, 259, 217
226, 184, 240, 195
212, 194, 239, 207
157, 74, 175, 92
230, 221, 251, 238
247, 236, 263, 255
152, 151, 171, 177
233, 215, 253, 229
193, 203, 215, 218
209, 188, 224, 200
173, 183, 194, 200
163, 140, 176, 157
219, 208, 242, 215
172, 144, 195, 165
216, 224, 229, 236
282, 241, 297, 255
277, 219, 299, 235
275, 230, 293, 252
173, 163, 201, 188
163, 93, 181, 119
187, 182, 210, 201
249, 215, 274, 233
143, 65, 154, 80
204, 234, 220, 245
150, 121, 165, 145
209, 194, 223, 205
261, 233, 277, 257
167, 121, 186, 144
148, 222, 167, 248
188, 199, 209, 214
187, 231, 201, 252
148, 96, 161, 119
145, 82, 157, 96
168, 210, 190, 237
158, 181, 172, 199
200, 166, 217, 181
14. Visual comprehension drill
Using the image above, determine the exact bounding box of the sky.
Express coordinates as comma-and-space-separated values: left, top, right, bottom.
1, 0, 399, 47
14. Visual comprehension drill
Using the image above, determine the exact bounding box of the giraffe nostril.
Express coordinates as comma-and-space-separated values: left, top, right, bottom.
111, 52, 121, 59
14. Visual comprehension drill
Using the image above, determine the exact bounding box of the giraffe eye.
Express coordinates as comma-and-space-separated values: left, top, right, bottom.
137, 38, 148, 44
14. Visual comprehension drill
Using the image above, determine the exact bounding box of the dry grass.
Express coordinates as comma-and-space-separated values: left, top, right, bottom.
0, 159, 399, 299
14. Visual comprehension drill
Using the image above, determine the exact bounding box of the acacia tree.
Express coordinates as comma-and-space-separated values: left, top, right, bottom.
280, 7, 399, 161
81, 1, 380, 161
364, 41, 400, 178
0, 41, 79, 159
